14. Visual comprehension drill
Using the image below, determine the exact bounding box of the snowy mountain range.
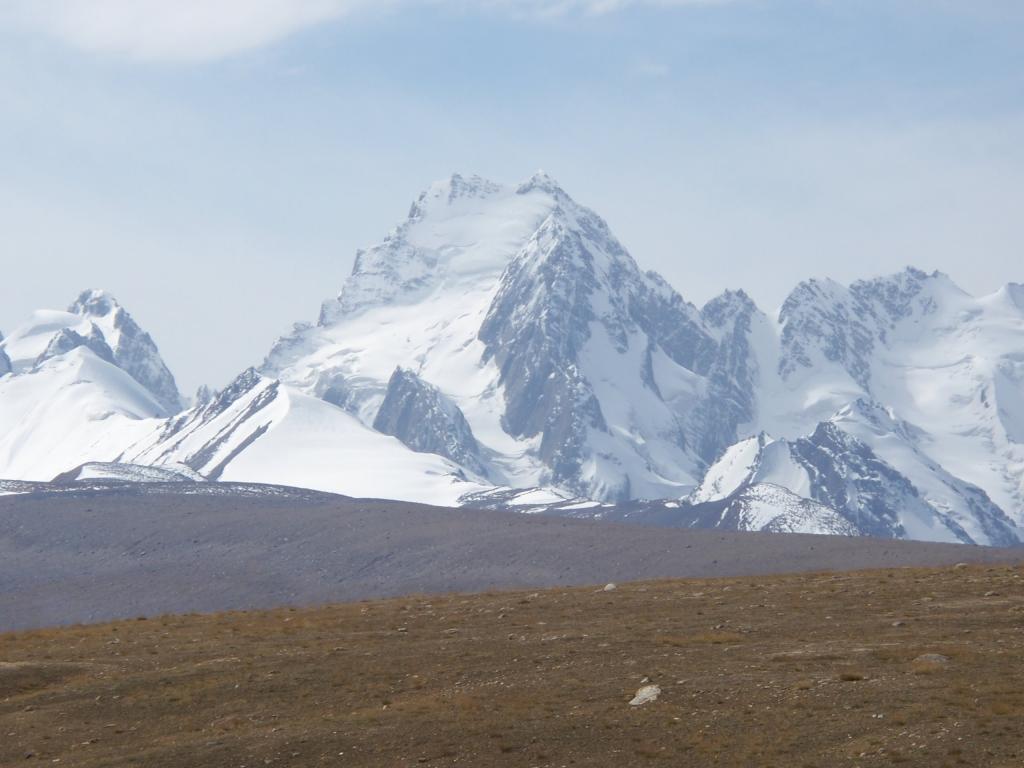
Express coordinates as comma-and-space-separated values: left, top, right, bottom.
2, 172, 1023, 546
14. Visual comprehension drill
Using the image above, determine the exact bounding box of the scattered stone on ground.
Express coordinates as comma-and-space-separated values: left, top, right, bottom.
2, 564, 1022, 767
629, 684, 661, 707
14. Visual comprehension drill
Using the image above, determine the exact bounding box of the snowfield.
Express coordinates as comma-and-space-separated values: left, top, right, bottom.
0, 347, 163, 481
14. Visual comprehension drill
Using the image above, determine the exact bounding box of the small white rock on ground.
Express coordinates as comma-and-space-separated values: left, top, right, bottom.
629, 685, 661, 706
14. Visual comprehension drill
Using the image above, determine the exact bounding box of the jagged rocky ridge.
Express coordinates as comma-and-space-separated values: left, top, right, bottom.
2, 174, 1024, 544
0, 290, 182, 414
70, 290, 183, 412
35, 325, 116, 368
685, 413, 1017, 546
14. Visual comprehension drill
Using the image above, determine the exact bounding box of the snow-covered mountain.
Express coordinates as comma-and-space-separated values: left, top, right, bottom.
0, 292, 180, 481
2, 174, 1023, 545
1, 290, 182, 411
757, 270, 1024, 543
260, 172, 744, 501
685, 416, 1016, 546
122, 368, 488, 505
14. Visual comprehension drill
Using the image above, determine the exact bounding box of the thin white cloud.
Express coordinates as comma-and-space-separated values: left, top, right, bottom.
7, 0, 370, 61
5, 0, 728, 62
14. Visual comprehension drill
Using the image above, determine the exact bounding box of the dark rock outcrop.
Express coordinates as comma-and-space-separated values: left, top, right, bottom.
34, 325, 116, 368
373, 367, 487, 478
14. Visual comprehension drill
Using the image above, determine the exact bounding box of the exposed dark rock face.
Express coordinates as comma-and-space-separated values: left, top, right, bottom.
475, 183, 737, 498
629, 272, 715, 374
0, 334, 11, 376
790, 423, 920, 539
193, 385, 213, 408
478, 220, 769, 494
663, 414, 1017, 546
34, 325, 116, 368
689, 290, 761, 464
778, 267, 942, 389
478, 214, 609, 489
70, 290, 183, 413
314, 372, 358, 412
373, 367, 486, 478
792, 421, 1017, 546
141, 368, 278, 475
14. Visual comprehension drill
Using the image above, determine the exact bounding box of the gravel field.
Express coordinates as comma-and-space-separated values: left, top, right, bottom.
1, 483, 1020, 632
2, 564, 1023, 766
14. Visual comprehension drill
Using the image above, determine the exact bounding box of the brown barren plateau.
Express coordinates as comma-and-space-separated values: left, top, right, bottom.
3, 563, 1024, 767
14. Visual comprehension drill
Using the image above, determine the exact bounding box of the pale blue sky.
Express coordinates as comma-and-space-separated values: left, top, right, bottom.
2, 0, 1023, 393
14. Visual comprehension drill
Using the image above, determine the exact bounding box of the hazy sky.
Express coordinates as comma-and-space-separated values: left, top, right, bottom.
2, 0, 1023, 394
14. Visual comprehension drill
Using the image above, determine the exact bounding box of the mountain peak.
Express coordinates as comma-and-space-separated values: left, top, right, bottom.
702, 289, 759, 319
994, 282, 1024, 312
903, 265, 931, 280
65, 289, 182, 413
318, 172, 574, 324
69, 288, 123, 318
408, 174, 504, 221
898, 266, 960, 285
516, 170, 565, 197
852, 266, 963, 293
850, 266, 967, 322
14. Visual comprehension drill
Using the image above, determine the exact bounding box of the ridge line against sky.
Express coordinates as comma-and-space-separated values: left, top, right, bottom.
1, 0, 1022, 394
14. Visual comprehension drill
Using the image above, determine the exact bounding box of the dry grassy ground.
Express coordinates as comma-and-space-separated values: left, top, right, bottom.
2, 564, 1023, 767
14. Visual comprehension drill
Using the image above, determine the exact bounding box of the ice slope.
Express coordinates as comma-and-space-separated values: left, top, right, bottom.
0, 347, 164, 481
689, 434, 811, 504
125, 370, 487, 506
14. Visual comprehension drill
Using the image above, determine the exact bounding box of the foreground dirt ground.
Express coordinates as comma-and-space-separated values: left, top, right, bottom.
2, 564, 1023, 767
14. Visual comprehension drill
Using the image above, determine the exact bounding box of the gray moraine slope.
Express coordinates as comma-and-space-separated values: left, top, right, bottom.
1, 483, 1020, 632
